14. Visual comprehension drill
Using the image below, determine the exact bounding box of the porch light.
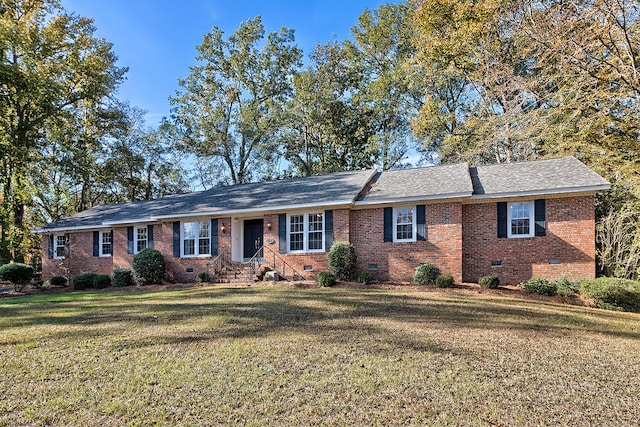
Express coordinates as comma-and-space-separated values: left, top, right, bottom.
267, 221, 272, 230
221, 223, 226, 233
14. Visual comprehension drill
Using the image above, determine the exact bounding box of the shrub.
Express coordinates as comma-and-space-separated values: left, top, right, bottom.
0, 263, 35, 288
522, 277, 557, 296
412, 263, 440, 285
133, 248, 165, 285
112, 268, 133, 287
328, 241, 357, 281
196, 272, 209, 283
556, 276, 579, 298
92, 274, 111, 289
479, 275, 500, 289
73, 272, 96, 290
316, 271, 337, 287
50, 276, 68, 287
436, 274, 454, 288
580, 277, 640, 312
357, 271, 373, 285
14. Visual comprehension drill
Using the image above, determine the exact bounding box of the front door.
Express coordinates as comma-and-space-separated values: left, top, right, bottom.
243, 219, 264, 259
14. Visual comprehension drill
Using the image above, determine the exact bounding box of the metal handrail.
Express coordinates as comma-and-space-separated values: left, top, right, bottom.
246, 244, 306, 281
206, 244, 232, 281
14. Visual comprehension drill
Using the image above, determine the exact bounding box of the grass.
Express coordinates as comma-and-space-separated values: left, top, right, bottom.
1, 285, 639, 426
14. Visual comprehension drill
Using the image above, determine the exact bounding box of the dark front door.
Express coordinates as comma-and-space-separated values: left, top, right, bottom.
243, 219, 263, 259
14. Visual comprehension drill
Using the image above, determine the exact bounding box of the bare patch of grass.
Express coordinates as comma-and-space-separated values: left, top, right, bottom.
1, 286, 639, 426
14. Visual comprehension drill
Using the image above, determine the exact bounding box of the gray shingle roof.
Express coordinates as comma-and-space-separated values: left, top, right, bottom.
38, 169, 376, 231
37, 157, 610, 232
356, 163, 474, 204
469, 156, 610, 197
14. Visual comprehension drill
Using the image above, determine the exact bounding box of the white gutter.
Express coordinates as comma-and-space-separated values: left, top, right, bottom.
102, 218, 157, 226
469, 184, 611, 200
354, 192, 474, 207
33, 224, 112, 234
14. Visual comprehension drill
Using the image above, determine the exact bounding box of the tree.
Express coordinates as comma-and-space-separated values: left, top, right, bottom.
0, 0, 126, 262
170, 16, 302, 187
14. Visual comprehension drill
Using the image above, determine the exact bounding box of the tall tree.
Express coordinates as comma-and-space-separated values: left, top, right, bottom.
170, 16, 302, 187
0, 0, 126, 262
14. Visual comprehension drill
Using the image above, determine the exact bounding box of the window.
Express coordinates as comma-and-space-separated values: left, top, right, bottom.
135, 226, 147, 253
508, 201, 534, 238
53, 234, 68, 259
182, 221, 210, 257
288, 212, 324, 252
393, 206, 416, 242
100, 231, 112, 257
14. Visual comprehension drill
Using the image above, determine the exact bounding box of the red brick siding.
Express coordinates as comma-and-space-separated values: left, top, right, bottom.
350, 202, 463, 283
462, 196, 596, 284
42, 231, 113, 279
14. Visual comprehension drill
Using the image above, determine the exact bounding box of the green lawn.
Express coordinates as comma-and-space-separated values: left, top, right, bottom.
1, 285, 639, 426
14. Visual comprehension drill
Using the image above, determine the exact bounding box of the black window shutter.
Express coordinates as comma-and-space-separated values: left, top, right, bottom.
147, 225, 154, 248
127, 226, 134, 254
535, 199, 546, 236
173, 221, 181, 258
93, 231, 99, 256
324, 210, 334, 252
278, 214, 287, 253
109, 230, 114, 255
211, 219, 218, 256
416, 205, 426, 241
497, 202, 508, 238
48, 235, 54, 259
383, 207, 393, 242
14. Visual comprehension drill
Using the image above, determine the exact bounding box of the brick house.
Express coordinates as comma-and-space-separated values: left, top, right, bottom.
36, 157, 610, 285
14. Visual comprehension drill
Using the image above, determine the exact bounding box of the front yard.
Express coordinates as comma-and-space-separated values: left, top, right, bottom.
1, 285, 639, 426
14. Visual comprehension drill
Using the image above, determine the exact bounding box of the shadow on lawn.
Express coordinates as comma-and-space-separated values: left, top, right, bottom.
2, 287, 639, 349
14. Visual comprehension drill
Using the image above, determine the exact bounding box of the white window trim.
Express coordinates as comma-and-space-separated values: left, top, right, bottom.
287, 213, 325, 253
181, 220, 211, 258
53, 234, 67, 259
393, 206, 417, 243
507, 201, 534, 238
99, 231, 112, 257
134, 226, 148, 254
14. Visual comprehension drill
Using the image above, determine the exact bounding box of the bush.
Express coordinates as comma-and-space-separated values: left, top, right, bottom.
328, 241, 357, 281
73, 272, 96, 290
316, 271, 337, 287
133, 248, 165, 285
112, 268, 133, 287
196, 272, 209, 283
580, 277, 640, 312
412, 263, 440, 285
357, 271, 373, 285
556, 276, 579, 298
0, 263, 35, 285
50, 276, 68, 287
436, 274, 454, 288
479, 275, 500, 289
522, 277, 557, 296
92, 274, 111, 289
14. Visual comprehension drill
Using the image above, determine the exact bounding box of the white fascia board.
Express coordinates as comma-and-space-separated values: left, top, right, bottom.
469, 184, 611, 200
354, 192, 473, 207
102, 218, 157, 226
151, 201, 354, 221
33, 224, 112, 234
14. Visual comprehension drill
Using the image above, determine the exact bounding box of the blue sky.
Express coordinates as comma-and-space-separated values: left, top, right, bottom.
61, 0, 397, 127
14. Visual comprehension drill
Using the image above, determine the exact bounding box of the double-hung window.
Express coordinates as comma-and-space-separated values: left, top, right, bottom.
182, 221, 210, 257
135, 226, 148, 253
508, 201, 534, 238
53, 234, 68, 259
100, 231, 112, 257
393, 206, 416, 242
288, 213, 324, 252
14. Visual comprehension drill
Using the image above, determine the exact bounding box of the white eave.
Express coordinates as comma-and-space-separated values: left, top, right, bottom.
354, 191, 474, 207
469, 184, 611, 200
33, 224, 113, 234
